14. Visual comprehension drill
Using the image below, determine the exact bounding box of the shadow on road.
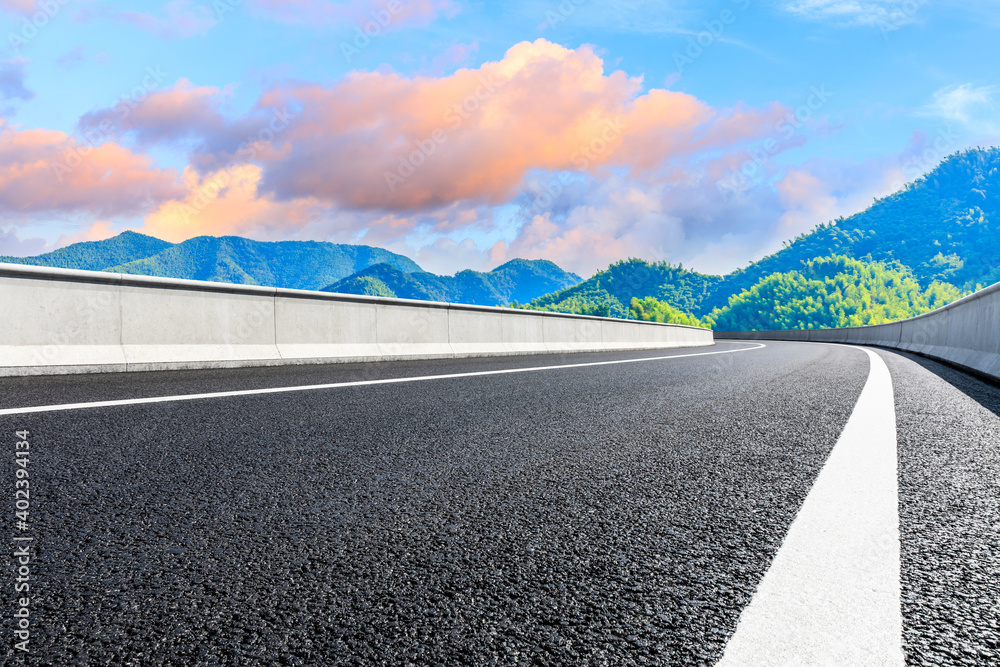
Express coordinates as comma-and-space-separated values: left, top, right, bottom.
883, 349, 1000, 419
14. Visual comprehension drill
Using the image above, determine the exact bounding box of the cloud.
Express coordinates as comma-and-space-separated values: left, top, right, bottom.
78, 39, 787, 222
77, 78, 301, 176
0, 121, 184, 217
0, 225, 47, 256
776, 0, 923, 27
141, 164, 320, 241
0, 0, 35, 14
78, 78, 230, 148
0, 59, 34, 103
770, 151, 908, 243
244, 39, 787, 213
408, 236, 489, 275
250, 0, 459, 27
67, 39, 805, 276
920, 83, 999, 135
116, 0, 218, 39
481, 164, 791, 277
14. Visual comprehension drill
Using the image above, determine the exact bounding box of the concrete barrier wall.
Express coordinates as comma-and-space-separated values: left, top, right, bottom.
0, 262, 714, 376
715, 280, 1000, 382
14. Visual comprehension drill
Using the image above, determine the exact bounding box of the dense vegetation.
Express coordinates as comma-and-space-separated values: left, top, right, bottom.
323, 259, 581, 306
520, 148, 999, 329
3, 232, 580, 305
701, 147, 1000, 312
0, 230, 172, 271
629, 297, 704, 327
516, 258, 723, 318
707, 255, 965, 330
1, 232, 421, 291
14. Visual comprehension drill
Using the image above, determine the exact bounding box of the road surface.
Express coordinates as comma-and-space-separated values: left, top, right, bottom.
1, 341, 997, 665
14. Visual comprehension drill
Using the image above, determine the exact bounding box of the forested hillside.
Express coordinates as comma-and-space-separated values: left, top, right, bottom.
518, 259, 723, 318
0, 231, 172, 272
708, 255, 964, 330
1, 233, 421, 291
702, 147, 1000, 313
521, 148, 999, 329
323, 259, 581, 306
4, 150, 997, 329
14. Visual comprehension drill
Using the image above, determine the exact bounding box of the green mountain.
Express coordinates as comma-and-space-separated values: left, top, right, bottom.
106, 236, 421, 290
322, 259, 581, 306
1, 232, 421, 291
0, 230, 172, 271
702, 147, 1000, 313
629, 296, 705, 327
520, 258, 723, 318
709, 255, 964, 331
522, 147, 1000, 327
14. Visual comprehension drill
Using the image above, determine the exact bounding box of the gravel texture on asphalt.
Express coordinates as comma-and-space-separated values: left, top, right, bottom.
1, 342, 868, 665
0, 345, 753, 412
877, 349, 1000, 667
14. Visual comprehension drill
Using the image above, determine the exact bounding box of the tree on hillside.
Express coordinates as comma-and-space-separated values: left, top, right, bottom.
629, 297, 704, 327
710, 255, 965, 331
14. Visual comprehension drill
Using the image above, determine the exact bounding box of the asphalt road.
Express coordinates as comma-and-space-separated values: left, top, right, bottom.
0, 341, 996, 665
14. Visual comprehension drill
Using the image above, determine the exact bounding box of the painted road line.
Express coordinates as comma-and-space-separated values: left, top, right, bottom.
0, 343, 766, 416
717, 347, 903, 666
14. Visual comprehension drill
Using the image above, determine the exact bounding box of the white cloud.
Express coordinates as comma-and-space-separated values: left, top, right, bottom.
919, 83, 999, 136
777, 0, 924, 27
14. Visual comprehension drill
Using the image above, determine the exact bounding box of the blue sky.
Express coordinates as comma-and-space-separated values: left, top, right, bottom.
1, 0, 998, 276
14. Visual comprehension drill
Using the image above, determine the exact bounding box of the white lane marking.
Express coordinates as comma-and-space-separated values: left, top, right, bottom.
0, 343, 766, 416
717, 347, 903, 666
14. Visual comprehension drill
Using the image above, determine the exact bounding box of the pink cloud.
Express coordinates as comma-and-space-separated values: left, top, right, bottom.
58, 39, 807, 276
141, 164, 320, 242
117, 1, 218, 39
79, 79, 228, 147
77, 78, 297, 174
0, 121, 184, 217
248, 39, 787, 212
74, 41, 792, 232
0, 0, 35, 14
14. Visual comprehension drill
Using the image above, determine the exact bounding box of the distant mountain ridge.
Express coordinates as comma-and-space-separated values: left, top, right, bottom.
7, 147, 996, 326
521, 259, 722, 318
0, 232, 421, 291
0, 231, 173, 272
322, 259, 582, 306
525, 147, 1000, 321
701, 147, 1000, 312
0, 232, 581, 305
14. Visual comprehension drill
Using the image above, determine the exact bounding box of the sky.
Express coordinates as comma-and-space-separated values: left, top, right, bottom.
0, 0, 998, 277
